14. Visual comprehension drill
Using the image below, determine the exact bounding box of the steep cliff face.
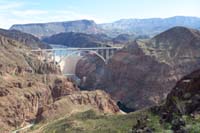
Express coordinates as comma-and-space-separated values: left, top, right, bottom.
99, 27, 200, 110
0, 34, 119, 132
101, 42, 172, 109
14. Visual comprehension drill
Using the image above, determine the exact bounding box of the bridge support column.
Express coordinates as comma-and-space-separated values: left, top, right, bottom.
53, 51, 56, 65
44, 51, 48, 61
97, 49, 102, 57
110, 49, 115, 57
106, 49, 109, 61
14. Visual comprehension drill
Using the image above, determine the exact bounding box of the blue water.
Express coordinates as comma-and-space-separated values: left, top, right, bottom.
50, 44, 88, 57
50, 44, 73, 56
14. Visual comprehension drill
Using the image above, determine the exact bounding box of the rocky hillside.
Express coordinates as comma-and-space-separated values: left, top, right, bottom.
0, 29, 50, 49
140, 69, 200, 132
112, 34, 135, 44
39, 90, 120, 122
152, 68, 200, 132
159, 69, 200, 120
0, 34, 119, 132
42, 32, 112, 48
42, 32, 136, 47
75, 26, 200, 110
10, 20, 102, 38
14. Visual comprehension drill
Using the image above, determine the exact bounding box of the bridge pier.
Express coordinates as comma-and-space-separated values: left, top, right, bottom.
105, 49, 110, 61
97, 49, 103, 58
53, 51, 56, 64
110, 49, 115, 58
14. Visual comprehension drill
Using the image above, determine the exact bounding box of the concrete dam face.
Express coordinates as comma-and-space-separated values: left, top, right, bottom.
56, 51, 106, 76
58, 55, 83, 75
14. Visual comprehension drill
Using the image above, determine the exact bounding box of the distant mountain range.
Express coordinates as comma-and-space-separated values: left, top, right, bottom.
100, 16, 200, 36
10, 16, 200, 38
10, 20, 101, 38
42, 32, 111, 48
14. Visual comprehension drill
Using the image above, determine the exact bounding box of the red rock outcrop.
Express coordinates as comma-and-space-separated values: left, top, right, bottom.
50, 76, 79, 100
40, 90, 120, 121
66, 90, 120, 113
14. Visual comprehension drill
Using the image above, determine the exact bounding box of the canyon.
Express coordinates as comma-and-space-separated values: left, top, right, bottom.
75, 26, 200, 110
0, 16, 200, 132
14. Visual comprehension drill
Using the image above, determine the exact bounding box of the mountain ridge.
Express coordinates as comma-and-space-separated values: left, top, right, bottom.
42, 32, 112, 47
100, 16, 200, 36
10, 20, 101, 38
42, 32, 135, 47
10, 16, 200, 38
0, 28, 50, 49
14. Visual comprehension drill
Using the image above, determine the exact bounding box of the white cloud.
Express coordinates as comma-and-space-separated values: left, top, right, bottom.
0, 1, 106, 29
0, 9, 107, 29
12, 10, 48, 16
0, 1, 24, 10
49, 10, 106, 23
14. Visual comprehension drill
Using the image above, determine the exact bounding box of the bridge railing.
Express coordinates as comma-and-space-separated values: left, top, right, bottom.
30, 47, 123, 52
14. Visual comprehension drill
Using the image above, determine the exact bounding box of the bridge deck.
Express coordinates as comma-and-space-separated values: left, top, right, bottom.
31, 46, 123, 76
31, 47, 123, 52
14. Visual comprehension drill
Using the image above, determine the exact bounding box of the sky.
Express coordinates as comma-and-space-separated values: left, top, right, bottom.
0, 0, 199, 29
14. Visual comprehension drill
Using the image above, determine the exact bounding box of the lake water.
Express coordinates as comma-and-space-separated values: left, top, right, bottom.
50, 44, 74, 56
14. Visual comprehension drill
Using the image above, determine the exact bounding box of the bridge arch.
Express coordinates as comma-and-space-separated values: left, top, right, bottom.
57, 50, 106, 64
31, 47, 123, 76
57, 50, 107, 76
